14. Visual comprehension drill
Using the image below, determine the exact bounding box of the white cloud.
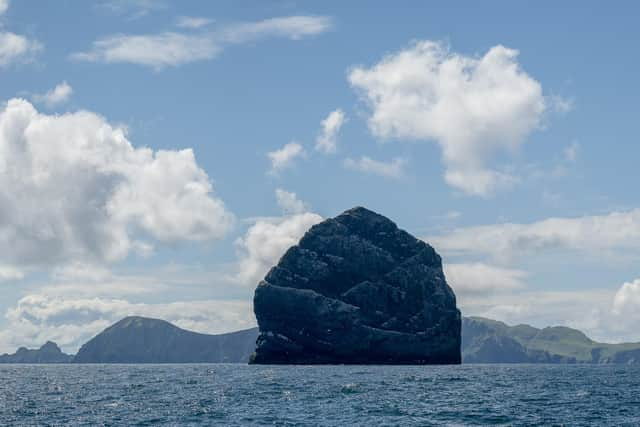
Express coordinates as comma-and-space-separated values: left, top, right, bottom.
550, 94, 574, 114
429, 209, 640, 262
32, 81, 73, 107
564, 141, 579, 162
315, 109, 346, 153
0, 31, 42, 67
99, 0, 167, 19
234, 190, 322, 286
267, 141, 305, 174
71, 32, 219, 70
72, 15, 332, 70
222, 15, 332, 43
445, 210, 461, 220
0, 1, 43, 67
176, 16, 212, 29
0, 98, 234, 270
275, 188, 307, 214
0, 265, 23, 282
0, 293, 254, 353
349, 41, 546, 196
51, 262, 113, 283
344, 156, 407, 179
234, 212, 322, 286
612, 279, 640, 315
445, 262, 527, 297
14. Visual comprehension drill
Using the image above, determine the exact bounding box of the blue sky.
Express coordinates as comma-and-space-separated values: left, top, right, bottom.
0, 0, 639, 352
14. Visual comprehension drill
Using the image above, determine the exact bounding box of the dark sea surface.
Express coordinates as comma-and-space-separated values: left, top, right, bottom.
0, 364, 638, 426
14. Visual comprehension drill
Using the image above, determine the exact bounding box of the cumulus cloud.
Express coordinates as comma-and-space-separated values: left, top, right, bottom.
267, 141, 305, 174
0, 98, 234, 270
315, 108, 345, 153
444, 262, 527, 297
0, 2, 43, 67
234, 190, 322, 286
612, 279, 640, 315
275, 188, 307, 214
72, 15, 332, 70
428, 209, 640, 262
176, 16, 212, 29
349, 41, 546, 196
344, 156, 407, 179
0, 293, 254, 353
31, 81, 73, 107
0, 31, 42, 67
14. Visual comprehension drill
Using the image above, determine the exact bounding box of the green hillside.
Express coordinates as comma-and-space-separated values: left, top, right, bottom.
462, 317, 640, 364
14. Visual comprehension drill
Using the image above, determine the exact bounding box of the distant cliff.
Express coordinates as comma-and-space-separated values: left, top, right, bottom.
252, 206, 461, 364
0, 341, 73, 363
73, 316, 258, 363
462, 317, 640, 364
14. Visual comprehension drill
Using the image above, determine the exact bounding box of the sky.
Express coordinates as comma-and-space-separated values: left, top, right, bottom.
0, 0, 639, 353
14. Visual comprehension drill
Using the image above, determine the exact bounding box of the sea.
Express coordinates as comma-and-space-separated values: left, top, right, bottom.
0, 364, 638, 426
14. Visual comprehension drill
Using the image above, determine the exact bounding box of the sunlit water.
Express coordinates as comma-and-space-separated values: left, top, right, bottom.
0, 364, 638, 426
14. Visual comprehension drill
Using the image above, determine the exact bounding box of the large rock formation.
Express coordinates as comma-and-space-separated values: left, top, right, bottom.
252, 206, 461, 364
73, 316, 258, 363
0, 341, 73, 363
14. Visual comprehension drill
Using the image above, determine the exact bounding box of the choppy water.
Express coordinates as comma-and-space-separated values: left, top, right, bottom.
0, 364, 638, 426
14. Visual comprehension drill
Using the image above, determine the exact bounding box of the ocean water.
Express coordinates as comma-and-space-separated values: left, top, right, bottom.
0, 364, 638, 426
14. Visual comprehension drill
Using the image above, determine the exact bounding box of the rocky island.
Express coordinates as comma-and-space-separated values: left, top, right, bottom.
73, 316, 258, 363
462, 316, 640, 364
0, 341, 72, 363
252, 206, 461, 364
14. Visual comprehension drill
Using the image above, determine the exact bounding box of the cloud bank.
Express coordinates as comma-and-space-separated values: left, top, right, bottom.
0, 294, 254, 353
444, 262, 527, 296
428, 209, 640, 262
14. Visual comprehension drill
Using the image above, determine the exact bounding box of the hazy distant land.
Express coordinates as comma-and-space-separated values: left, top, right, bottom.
3, 315, 640, 365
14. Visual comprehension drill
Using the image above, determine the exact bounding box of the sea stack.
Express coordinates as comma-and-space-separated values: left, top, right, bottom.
251, 206, 461, 364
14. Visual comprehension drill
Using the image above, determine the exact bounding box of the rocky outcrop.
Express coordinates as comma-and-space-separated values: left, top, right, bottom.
73, 316, 259, 363
252, 206, 461, 364
0, 341, 73, 363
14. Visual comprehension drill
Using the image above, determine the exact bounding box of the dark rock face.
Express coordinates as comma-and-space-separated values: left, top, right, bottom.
252, 206, 461, 364
0, 341, 73, 363
73, 316, 258, 363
